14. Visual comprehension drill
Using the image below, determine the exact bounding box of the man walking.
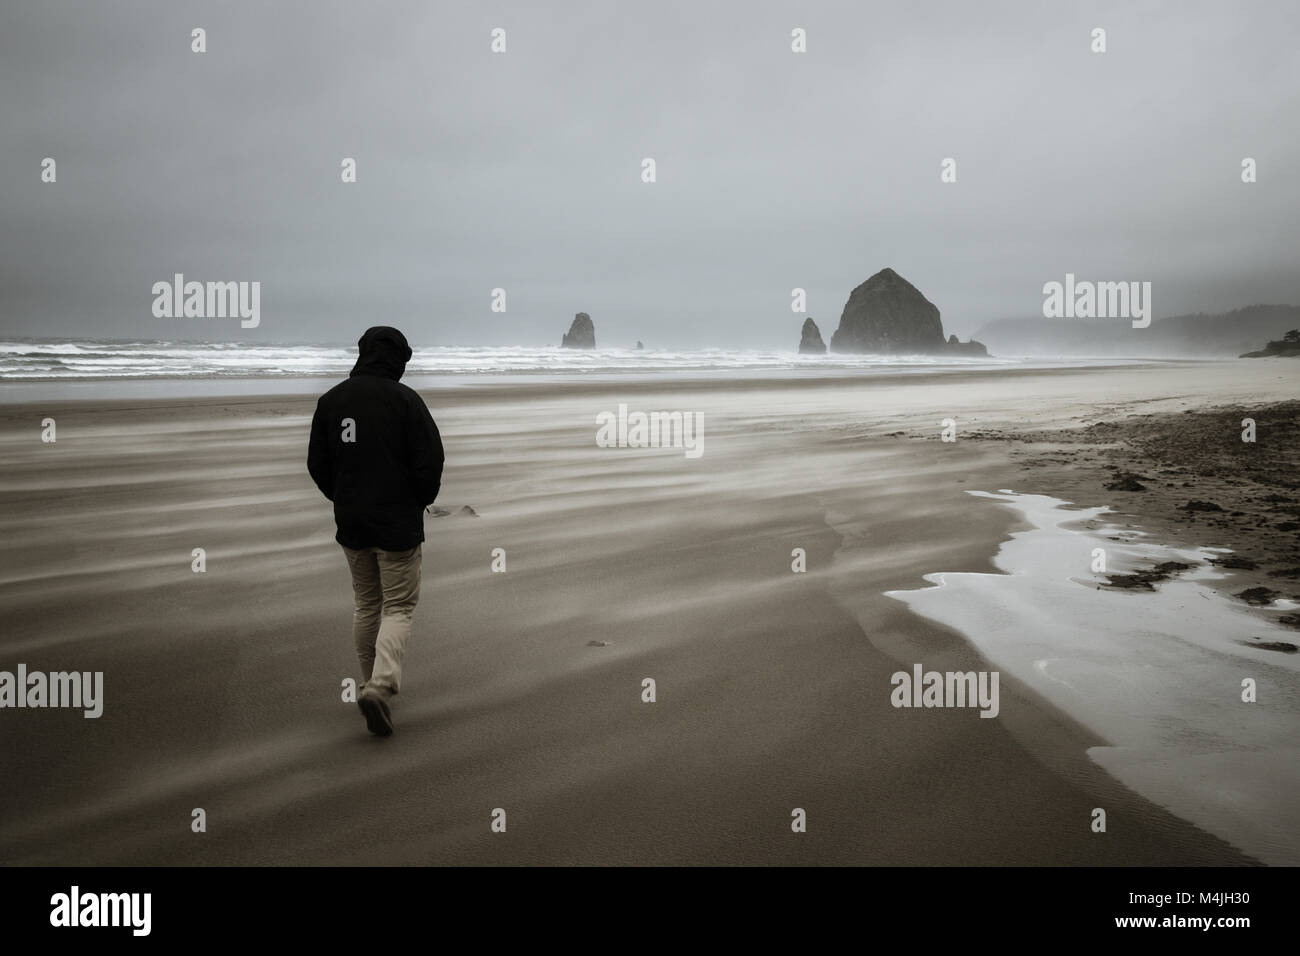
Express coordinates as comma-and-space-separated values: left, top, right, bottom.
307, 326, 444, 737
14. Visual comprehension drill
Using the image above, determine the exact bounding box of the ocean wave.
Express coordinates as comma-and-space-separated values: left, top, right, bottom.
0, 339, 1021, 380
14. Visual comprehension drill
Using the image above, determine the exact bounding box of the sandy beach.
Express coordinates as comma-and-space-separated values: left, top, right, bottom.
0, 359, 1296, 865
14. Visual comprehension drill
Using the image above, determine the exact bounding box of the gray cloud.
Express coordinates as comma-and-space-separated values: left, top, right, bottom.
2, 0, 1297, 347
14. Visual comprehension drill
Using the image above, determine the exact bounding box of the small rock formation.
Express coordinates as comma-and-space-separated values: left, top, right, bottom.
798, 317, 827, 354
1237, 587, 1280, 605
561, 312, 596, 349
829, 267, 988, 355
635, 340, 644, 350
1104, 561, 1194, 591
1105, 471, 1148, 491
944, 333, 989, 356
1211, 554, 1258, 570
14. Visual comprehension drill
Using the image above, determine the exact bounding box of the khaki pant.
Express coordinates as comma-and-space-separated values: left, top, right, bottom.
341, 543, 422, 698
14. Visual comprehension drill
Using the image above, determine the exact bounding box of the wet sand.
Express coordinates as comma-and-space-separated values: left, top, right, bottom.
0, 359, 1294, 865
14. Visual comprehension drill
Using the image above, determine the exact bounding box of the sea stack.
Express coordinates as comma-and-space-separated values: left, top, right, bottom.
830, 268, 944, 353
798, 317, 827, 354
830, 267, 987, 355
945, 333, 989, 356
561, 312, 596, 349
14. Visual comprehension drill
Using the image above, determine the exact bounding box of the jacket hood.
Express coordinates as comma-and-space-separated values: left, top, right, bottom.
350, 326, 413, 381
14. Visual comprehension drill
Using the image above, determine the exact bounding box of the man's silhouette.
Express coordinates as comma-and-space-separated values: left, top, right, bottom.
308, 326, 444, 736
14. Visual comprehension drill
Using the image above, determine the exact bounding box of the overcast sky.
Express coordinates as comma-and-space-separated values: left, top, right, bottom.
2, 0, 1297, 348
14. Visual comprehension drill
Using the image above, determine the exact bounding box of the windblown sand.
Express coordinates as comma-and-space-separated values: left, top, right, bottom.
0, 359, 1295, 865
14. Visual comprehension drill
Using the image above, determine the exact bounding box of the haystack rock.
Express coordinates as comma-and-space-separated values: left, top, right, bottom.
561, 312, 595, 349
798, 317, 827, 354
830, 267, 988, 355
830, 268, 944, 353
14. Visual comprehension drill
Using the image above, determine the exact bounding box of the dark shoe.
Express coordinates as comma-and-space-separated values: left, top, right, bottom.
358, 691, 393, 737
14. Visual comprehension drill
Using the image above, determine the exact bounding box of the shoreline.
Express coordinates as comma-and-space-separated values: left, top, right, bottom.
0, 356, 1198, 405
882, 490, 1300, 865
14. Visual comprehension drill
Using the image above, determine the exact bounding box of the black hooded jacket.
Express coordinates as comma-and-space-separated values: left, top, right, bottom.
307, 326, 444, 551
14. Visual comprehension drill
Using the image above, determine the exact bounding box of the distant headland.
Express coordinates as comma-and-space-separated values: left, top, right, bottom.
1241, 329, 1300, 358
